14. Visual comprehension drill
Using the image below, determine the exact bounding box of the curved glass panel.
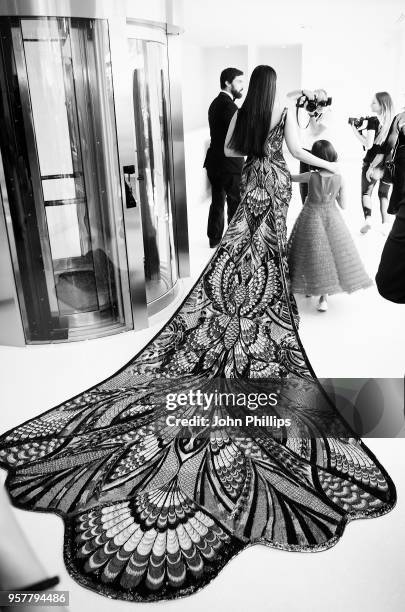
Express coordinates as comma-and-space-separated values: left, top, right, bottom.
128, 37, 178, 304
0, 17, 131, 341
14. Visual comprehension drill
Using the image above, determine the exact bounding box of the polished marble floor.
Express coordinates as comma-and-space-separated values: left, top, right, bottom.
0, 157, 404, 612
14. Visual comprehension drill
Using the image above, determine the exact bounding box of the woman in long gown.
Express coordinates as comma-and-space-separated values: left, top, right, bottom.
0, 66, 396, 602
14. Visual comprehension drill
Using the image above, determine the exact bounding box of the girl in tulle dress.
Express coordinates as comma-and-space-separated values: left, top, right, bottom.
287, 140, 373, 312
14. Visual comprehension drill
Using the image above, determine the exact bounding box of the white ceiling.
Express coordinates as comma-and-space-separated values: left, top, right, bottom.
182, 0, 405, 46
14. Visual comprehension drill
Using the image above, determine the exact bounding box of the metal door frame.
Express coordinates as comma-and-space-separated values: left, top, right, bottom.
0, 0, 188, 344
10, 18, 132, 334
126, 21, 186, 315
0, 15, 137, 341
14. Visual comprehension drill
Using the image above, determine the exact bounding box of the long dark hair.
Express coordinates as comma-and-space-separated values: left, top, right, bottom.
229, 65, 277, 158
310, 140, 338, 170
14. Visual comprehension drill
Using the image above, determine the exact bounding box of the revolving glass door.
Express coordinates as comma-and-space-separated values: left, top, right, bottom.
128, 34, 178, 307
0, 17, 131, 341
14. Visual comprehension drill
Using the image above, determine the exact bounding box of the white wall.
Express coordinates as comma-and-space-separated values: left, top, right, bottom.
182, 44, 249, 211
295, 24, 405, 223
124, 0, 174, 22
301, 27, 401, 157
182, 43, 249, 133
391, 24, 405, 109
181, 43, 302, 210
253, 45, 302, 99
181, 20, 405, 217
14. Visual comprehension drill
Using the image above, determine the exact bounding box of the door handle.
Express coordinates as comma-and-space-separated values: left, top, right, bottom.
122, 166, 137, 209
124, 180, 137, 209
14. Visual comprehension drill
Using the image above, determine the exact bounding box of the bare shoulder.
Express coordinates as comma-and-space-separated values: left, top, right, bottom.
270, 105, 285, 130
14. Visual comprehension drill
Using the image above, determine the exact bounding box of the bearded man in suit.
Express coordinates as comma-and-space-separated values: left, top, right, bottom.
204, 67, 244, 248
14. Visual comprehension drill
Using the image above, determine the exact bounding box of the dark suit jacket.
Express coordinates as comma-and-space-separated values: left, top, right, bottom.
203, 91, 244, 175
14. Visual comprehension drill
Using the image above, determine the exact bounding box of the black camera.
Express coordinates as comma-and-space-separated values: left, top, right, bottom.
348, 116, 369, 129
296, 94, 332, 113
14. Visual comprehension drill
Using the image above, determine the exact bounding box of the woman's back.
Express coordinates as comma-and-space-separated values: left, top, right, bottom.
306, 171, 341, 204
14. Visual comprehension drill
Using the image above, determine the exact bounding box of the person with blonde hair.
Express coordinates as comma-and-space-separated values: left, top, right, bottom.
350, 91, 394, 234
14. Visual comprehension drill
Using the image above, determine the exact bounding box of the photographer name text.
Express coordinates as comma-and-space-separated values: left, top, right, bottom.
166, 414, 291, 428
165, 390, 291, 428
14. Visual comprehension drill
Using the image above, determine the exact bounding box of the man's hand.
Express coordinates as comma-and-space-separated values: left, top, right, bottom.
302, 89, 315, 100
314, 89, 327, 103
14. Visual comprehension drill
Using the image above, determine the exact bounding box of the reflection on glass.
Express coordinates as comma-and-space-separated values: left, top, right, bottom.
42, 178, 76, 201
17, 17, 127, 323
129, 38, 178, 303
45, 205, 82, 260
24, 39, 73, 178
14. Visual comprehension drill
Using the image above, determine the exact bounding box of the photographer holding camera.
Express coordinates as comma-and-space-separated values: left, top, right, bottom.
288, 89, 332, 203
349, 91, 394, 235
